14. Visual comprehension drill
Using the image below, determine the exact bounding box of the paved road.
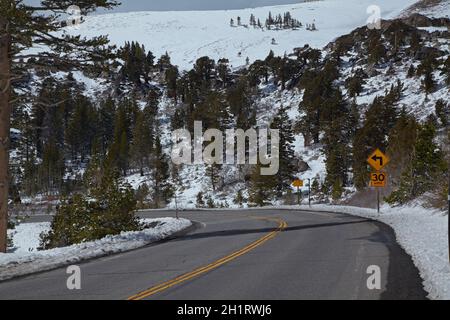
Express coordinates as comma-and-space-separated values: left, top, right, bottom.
0, 209, 427, 300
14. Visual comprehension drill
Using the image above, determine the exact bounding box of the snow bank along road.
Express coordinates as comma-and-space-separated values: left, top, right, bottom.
0, 210, 427, 300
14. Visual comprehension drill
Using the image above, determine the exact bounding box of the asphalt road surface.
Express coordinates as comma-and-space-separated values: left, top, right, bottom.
0, 209, 427, 300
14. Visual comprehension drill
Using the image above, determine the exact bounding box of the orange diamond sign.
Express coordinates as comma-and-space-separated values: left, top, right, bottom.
292, 179, 304, 188
367, 149, 390, 171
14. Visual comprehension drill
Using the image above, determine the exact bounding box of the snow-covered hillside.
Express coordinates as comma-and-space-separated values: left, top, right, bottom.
401, 0, 450, 19
15, 0, 449, 211
66, 0, 418, 69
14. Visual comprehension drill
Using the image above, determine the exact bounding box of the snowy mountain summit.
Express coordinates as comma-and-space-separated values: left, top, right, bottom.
68, 0, 419, 70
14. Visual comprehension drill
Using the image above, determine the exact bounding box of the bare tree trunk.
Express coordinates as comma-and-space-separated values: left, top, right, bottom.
0, 15, 11, 253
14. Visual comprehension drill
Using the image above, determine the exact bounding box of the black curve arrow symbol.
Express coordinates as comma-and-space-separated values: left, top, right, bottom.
372, 155, 383, 166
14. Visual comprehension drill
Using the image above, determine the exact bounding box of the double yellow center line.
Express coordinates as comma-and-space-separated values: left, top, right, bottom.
127, 217, 287, 300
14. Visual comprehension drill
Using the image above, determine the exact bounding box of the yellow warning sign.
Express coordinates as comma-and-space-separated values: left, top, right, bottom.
292, 180, 304, 188
367, 149, 390, 171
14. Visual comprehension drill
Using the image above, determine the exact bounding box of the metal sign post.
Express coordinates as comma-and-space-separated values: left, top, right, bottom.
377, 188, 380, 214
292, 179, 304, 206
174, 190, 179, 219
308, 178, 312, 208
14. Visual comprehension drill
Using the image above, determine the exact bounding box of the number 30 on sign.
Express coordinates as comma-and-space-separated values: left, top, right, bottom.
370, 172, 387, 188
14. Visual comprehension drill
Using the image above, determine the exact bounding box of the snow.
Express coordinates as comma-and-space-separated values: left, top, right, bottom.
407, 1, 450, 19
337, 27, 450, 122
9, 222, 50, 254
0, 218, 192, 281
125, 172, 150, 189
418, 26, 449, 33
12, 1, 450, 295
351, 63, 450, 122
21, 1, 433, 209
63, 0, 418, 70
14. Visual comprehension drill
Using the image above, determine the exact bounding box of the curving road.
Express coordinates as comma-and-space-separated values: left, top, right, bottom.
0, 209, 427, 300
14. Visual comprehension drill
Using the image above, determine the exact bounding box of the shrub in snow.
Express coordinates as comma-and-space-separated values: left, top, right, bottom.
40, 173, 139, 249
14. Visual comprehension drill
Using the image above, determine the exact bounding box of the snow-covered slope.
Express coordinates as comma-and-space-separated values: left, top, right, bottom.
67, 0, 418, 69
20, 0, 448, 210
401, 0, 450, 18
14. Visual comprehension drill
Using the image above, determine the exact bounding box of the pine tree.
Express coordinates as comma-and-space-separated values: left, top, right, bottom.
22, 155, 38, 197
422, 70, 436, 95
268, 12, 274, 25
206, 164, 222, 192
417, 54, 438, 95
443, 56, 450, 86
331, 179, 344, 201
407, 64, 416, 78
31, 78, 68, 158
197, 91, 232, 131
82, 139, 106, 193
65, 95, 96, 161
144, 51, 155, 82
250, 14, 256, 27
152, 136, 173, 208
157, 52, 172, 72
120, 41, 149, 84
97, 97, 116, 155
38, 139, 65, 194
206, 196, 216, 209
171, 108, 186, 131
348, 100, 360, 138
248, 163, 276, 207
298, 58, 341, 145
409, 31, 421, 56
165, 65, 179, 101
367, 32, 386, 65
217, 58, 230, 87
234, 189, 245, 207
135, 184, 150, 209
105, 97, 136, 175
387, 120, 447, 204
311, 176, 321, 196
435, 99, 448, 128
353, 97, 398, 190
227, 79, 255, 130
130, 110, 153, 175
118, 131, 129, 175
196, 192, 205, 208
345, 72, 365, 98
383, 80, 404, 106
386, 111, 419, 188
248, 60, 269, 87
271, 106, 296, 196
194, 56, 215, 85
322, 90, 352, 192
